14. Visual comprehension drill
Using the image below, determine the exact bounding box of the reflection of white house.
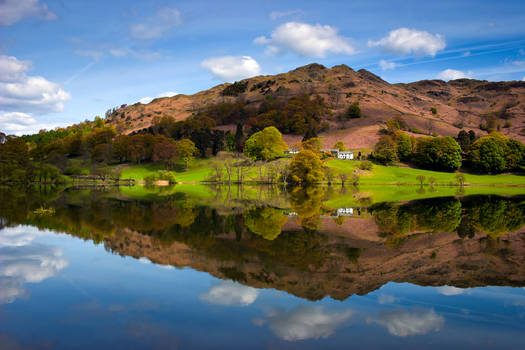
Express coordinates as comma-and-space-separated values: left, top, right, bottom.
337, 151, 354, 160
337, 208, 354, 216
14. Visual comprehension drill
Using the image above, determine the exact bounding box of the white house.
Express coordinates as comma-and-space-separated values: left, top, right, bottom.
285, 148, 300, 155
337, 208, 354, 216
337, 151, 354, 160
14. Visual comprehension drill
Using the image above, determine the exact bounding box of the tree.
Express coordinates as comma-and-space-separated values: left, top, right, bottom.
289, 150, 324, 184
372, 135, 398, 164
175, 138, 198, 169
394, 131, 412, 160
234, 122, 244, 152
414, 136, 462, 171
468, 133, 508, 173
456, 173, 465, 187
457, 130, 471, 152
152, 138, 178, 169
302, 124, 318, 141
416, 175, 426, 186
302, 137, 322, 153
333, 141, 346, 151
244, 126, 287, 161
345, 102, 361, 119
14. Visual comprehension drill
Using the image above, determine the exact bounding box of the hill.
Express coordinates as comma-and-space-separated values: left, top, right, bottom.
106, 63, 525, 149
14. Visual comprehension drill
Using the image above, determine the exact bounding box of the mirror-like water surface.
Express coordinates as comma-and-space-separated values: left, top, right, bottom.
1, 186, 525, 349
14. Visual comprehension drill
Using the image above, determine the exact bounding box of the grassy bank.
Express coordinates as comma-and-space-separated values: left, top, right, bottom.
119, 158, 525, 186
325, 159, 525, 186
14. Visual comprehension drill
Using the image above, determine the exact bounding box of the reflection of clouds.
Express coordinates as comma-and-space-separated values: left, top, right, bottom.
378, 294, 399, 304
0, 275, 28, 304
254, 305, 352, 341
0, 225, 48, 247
368, 308, 444, 337
138, 257, 151, 264
436, 286, 466, 296
200, 281, 259, 306
0, 244, 68, 304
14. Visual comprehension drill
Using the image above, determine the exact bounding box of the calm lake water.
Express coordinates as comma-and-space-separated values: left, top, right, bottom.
1, 186, 525, 349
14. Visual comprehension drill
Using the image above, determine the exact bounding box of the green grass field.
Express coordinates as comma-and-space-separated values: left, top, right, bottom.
325, 159, 525, 186
119, 157, 525, 187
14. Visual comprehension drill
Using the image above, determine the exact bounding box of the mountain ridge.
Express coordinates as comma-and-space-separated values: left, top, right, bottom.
105, 63, 525, 148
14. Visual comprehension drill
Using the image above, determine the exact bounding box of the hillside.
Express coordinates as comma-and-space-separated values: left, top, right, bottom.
105, 63, 525, 149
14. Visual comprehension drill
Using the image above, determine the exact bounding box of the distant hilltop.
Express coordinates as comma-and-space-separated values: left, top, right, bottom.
105, 63, 525, 149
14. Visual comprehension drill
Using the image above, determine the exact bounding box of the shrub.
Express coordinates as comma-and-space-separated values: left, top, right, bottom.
359, 161, 373, 171
430, 107, 437, 114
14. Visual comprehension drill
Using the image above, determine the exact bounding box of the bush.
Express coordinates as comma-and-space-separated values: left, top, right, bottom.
359, 161, 373, 171
430, 107, 437, 114
63, 166, 89, 176
144, 170, 177, 184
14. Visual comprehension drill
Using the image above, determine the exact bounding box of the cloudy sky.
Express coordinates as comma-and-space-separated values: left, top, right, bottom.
1, 0, 525, 135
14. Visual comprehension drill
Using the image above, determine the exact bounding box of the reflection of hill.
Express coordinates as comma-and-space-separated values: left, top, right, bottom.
3, 188, 525, 301
104, 225, 525, 301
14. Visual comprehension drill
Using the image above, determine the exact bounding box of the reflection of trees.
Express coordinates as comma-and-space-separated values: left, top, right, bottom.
460, 196, 525, 238
369, 198, 462, 241
369, 196, 525, 240
244, 207, 287, 240
289, 186, 325, 230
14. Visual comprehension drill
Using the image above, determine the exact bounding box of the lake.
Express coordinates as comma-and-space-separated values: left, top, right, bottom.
1, 185, 525, 349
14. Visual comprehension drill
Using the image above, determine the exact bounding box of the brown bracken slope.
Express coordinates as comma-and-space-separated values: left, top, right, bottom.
105, 63, 525, 149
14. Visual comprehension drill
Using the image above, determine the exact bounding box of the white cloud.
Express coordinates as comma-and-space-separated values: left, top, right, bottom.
0, 55, 71, 115
138, 91, 178, 105
0, 243, 68, 304
436, 69, 472, 81
0, 0, 57, 26
200, 281, 259, 306
130, 7, 181, 39
368, 28, 446, 57
0, 112, 36, 132
201, 56, 261, 82
254, 305, 352, 341
254, 22, 356, 58
0, 225, 52, 247
0, 55, 32, 82
379, 59, 398, 71
378, 294, 399, 304
269, 10, 303, 20
436, 286, 466, 296
522, 76, 525, 81
368, 309, 444, 337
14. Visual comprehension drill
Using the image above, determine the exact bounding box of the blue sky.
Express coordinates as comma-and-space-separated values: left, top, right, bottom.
1, 0, 525, 135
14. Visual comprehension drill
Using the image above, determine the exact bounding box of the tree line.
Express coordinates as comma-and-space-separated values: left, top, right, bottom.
371, 127, 525, 174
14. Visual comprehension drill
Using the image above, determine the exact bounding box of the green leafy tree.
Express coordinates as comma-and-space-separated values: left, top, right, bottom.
394, 131, 412, 160
333, 141, 346, 151
289, 150, 324, 184
175, 138, 198, 169
302, 137, 323, 153
414, 136, 462, 171
372, 135, 398, 164
469, 134, 507, 173
244, 126, 287, 161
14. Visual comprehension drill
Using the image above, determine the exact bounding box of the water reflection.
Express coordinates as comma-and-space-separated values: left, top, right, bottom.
367, 308, 444, 337
1, 187, 524, 302
0, 227, 68, 304
1, 185, 525, 348
200, 281, 259, 306
253, 305, 353, 341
